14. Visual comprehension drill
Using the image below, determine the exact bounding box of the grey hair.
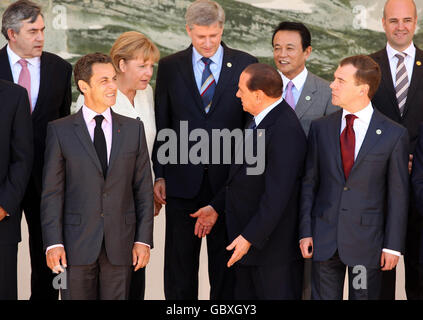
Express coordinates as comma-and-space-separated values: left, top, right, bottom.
185, 0, 225, 29
2, 0, 42, 40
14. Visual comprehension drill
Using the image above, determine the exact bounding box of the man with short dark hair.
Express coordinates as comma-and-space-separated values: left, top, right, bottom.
0, 80, 33, 300
0, 0, 72, 300
369, 0, 423, 300
272, 21, 338, 136
195, 63, 307, 299
300, 55, 409, 300
41, 53, 154, 300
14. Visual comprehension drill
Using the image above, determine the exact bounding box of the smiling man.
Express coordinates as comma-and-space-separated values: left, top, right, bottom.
272, 22, 338, 136
0, 0, 72, 300
152, 0, 257, 299
40, 53, 154, 300
369, 0, 423, 300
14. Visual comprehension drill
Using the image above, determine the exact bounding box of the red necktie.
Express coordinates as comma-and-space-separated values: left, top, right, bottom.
18, 59, 32, 112
340, 114, 357, 180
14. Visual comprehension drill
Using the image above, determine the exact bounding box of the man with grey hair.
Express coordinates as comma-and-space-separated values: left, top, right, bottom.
0, 0, 72, 300
152, 0, 257, 299
369, 0, 423, 300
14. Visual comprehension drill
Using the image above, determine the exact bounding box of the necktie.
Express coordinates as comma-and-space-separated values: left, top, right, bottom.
340, 114, 357, 180
395, 52, 409, 116
200, 57, 216, 113
18, 59, 32, 112
247, 118, 256, 130
94, 115, 108, 179
285, 81, 295, 109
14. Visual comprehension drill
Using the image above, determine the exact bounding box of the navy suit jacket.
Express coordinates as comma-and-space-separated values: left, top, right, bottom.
212, 100, 307, 266
300, 108, 409, 268
152, 42, 257, 199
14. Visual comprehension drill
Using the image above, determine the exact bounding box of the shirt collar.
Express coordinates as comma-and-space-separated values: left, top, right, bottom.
342, 102, 374, 124
82, 104, 112, 125
279, 67, 308, 91
254, 96, 284, 126
7, 44, 41, 67
386, 42, 416, 61
192, 44, 223, 66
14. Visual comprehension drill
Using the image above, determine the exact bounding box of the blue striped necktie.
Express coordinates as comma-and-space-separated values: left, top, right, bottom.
200, 57, 216, 113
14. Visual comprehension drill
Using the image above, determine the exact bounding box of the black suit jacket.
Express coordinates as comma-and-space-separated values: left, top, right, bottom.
300, 109, 409, 268
370, 47, 423, 153
152, 43, 257, 199
212, 101, 307, 266
41, 110, 154, 266
0, 80, 33, 244
0, 46, 72, 197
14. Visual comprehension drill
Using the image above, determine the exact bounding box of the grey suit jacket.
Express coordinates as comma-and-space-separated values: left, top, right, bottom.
293, 72, 339, 136
299, 108, 409, 268
41, 109, 154, 266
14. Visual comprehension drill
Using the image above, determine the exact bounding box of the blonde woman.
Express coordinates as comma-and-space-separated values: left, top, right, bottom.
76, 31, 160, 299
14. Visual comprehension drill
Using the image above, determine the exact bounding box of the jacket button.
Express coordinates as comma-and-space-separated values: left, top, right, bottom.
343, 187, 349, 191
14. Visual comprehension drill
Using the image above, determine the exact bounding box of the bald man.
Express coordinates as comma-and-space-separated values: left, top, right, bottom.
370, 0, 423, 300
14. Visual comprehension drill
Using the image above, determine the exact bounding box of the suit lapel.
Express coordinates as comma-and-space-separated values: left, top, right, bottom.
0, 46, 14, 82
177, 46, 205, 115
402, 47, 423, 118
350, 110, 385, 173
31, 52, 49, 118
206, 43, 235, 117
295, 73, 316, 119
73, 109, 104, 174
375, 49, 401, 118
328, 111, 345, 181
107, 110, 123, 175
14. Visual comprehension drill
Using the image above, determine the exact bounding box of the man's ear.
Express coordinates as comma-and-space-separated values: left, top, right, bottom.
78, 80, 90, 94
7, 28, 17, 42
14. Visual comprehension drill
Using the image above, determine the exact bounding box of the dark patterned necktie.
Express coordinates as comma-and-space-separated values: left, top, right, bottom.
340, 114, 357, 180
94, 115, 107, 179
395, 52, 409, 116
200, 57, 216, 113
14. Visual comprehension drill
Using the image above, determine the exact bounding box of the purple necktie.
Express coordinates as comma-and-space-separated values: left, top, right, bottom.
18, 59, 32, 112
285, 80, 295, 109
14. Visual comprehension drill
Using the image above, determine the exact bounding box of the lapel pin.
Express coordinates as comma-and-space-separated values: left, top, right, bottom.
118, 129, 121, 133
376, 129, 382, 135
417, 61, 422, 66
258, 131, 263, 137
227, 62, 232, 68
305, 96, 311, 101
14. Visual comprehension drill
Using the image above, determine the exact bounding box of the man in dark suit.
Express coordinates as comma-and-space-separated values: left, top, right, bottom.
193, 63, 306, 299
272, 21, 339, 300
0, 0, 72, 300
0, 80, 33, 300
369, 0, 423, 300
152, 0, 257, 299
40, 53, 154, 300
300, 55, 409, 300
272, 21, 338, 136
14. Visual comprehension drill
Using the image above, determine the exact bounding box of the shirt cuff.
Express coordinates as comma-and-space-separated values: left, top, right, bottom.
382, 248, 401, 256
135, 242, 151, 248
154, 177, 165, 182
46, 244, 64, 255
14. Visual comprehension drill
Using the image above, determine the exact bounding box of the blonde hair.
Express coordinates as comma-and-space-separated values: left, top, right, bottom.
110, 31, 160, 73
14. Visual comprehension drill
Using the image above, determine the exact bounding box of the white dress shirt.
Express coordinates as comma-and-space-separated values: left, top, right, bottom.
278, 67, 308, 106
341, 102, 400, 257
386, 42, 416, 87
7, 44, 41, 112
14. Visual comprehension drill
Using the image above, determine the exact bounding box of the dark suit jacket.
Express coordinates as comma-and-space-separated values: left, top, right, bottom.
40, 109, 154, 266
0, 46, 72, 197
0, 80, 33, 244
299, 108, 409, 268
411, 124, 423, 216
370, 47, 423, 153
152, 42, 257, 199
212, 100, 307, 266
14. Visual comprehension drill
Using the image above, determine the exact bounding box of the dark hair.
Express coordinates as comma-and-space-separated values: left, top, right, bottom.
339, 55, 381, 100
243, 63, 282, 98
1, 0, 42, 40
271, 21, 311, 51
74, 53, 113, 94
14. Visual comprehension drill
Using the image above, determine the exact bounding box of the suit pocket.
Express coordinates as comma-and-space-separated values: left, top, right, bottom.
64, 213, 81, 226
125, 212, 136, 224
360, 213, 383, 226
